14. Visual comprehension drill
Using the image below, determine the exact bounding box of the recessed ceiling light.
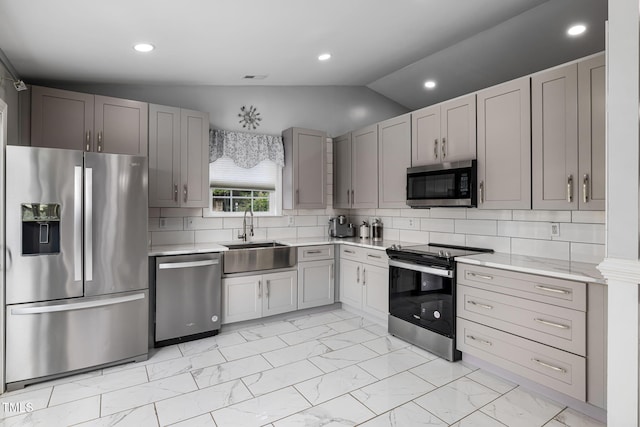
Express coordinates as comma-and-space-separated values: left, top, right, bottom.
318, 53, 331, 61
133, 43, 155, 53
424, 80, 436, 89
567, 24, 586, 36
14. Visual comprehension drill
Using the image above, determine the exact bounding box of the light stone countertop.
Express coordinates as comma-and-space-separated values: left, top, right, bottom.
148, 237, 411, 256
456, 252, 606, 285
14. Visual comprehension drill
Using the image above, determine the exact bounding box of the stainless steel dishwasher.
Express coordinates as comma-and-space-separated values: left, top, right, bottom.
154, 253, 221, 346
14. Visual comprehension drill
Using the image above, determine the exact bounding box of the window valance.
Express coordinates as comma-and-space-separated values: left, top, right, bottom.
209, 129, 285, 169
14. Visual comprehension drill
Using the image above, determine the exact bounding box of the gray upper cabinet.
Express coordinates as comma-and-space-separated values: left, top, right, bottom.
477, 77, 531, 210
578, 54, 605, 211
378, 114, 411, 208
533, 54, 605, 211
282, 128, 327, 210
532, 64, 579, 210
148, 104, 209, 208
31, 86, 148, 156
333, 132, 352, 209
351, 124, 378, 209
411, 94, 476, 166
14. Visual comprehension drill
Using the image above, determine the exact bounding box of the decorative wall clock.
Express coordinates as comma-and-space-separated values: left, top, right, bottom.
238, 105, 262, 130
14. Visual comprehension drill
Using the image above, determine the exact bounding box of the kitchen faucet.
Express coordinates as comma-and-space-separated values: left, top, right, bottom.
238, 208, 254, 241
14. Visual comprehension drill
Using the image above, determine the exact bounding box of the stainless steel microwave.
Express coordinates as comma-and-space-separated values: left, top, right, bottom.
406, 160, 477, 208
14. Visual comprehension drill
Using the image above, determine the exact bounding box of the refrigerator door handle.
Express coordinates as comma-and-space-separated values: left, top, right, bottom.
10, 293, 145, 315
74, 166, 83, 282
85, 167, 93, 282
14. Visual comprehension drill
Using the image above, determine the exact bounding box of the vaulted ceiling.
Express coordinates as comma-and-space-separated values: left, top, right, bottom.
0, 0, 606, 109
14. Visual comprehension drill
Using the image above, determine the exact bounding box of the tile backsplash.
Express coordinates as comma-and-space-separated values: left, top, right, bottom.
148, 138, 605, 264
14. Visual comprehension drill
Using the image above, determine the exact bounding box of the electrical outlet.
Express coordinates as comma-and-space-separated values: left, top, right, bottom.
409, 218, 414, 227
550, 223, 560, 237
185, 218, 194, 229
288, 215, 295, 226
159, 218, 167, 229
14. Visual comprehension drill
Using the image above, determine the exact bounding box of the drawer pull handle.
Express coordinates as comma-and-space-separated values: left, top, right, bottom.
469, 300, 493, 310
466, 335, 492, 346
468, 272, 493, 280
344, 249, 355, 254
534, 318, 570, 329
534, 285, 571, 295
367, 254, 382, 259
305, 250, 322, 254
532, 358, 566, 373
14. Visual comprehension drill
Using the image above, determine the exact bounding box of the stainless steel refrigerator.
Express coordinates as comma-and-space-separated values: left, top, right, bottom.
5, 146, 149, 390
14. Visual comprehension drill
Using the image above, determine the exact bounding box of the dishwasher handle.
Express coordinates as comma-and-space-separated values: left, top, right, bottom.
158, 259, 219, 270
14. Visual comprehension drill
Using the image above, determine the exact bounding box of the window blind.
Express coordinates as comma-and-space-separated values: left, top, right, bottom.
209, 157, 277, 191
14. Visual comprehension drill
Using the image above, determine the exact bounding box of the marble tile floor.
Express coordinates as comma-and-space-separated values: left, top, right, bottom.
0, 308, 605, 427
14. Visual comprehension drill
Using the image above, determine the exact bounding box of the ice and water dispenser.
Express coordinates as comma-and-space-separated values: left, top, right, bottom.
21, 203, 61, 255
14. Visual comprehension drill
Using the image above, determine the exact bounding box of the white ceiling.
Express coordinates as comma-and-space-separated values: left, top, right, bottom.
0, 0, 606, 109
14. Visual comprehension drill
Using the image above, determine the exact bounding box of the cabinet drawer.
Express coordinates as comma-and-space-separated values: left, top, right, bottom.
298, 245, 334, 262
340, 245, 366, 261
363, 248, 388, 268
458, 285, 586, 356
457, 318, 586, 401
457, 264, 586, 311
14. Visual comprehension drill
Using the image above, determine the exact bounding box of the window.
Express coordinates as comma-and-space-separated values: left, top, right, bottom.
206, 157, 281, 216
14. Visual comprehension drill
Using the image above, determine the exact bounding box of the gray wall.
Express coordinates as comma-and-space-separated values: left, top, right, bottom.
37, 82, 408, 137
0, 62, 20, 144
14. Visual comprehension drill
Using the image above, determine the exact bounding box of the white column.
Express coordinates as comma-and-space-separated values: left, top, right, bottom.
599, 0, 640, 426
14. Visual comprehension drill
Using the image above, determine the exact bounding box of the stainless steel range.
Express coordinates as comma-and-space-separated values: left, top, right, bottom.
386, 243, 493, 361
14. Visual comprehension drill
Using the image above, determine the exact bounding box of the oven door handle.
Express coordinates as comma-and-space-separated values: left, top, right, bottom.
389, 260, 453, 278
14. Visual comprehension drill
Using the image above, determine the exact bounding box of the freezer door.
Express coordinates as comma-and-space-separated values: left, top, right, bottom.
84, 153, 148, 296
6, 146, 84, 304
5, 290, 148, 384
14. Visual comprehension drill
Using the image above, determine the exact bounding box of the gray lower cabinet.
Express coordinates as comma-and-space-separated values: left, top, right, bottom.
221, 270, 297, 324
338, 245, 388, 321
532, 53, 605, 210
31, 85, 148, 156
282, 127, 327, 209
148, 104, 209, 208
297, 245, 335, 309
456, 263, 606, 408
476, 77, 531, 209
378, 114, 411, 208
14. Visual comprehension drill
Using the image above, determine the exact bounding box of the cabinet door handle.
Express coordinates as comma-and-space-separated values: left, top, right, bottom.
183, 185, 188, 203
330, 263, 334, 279
85, 130, 91, 151
532, 358, 566, 373
583, 174, 589, 203
534, 285, 571, 295
174, 184, 178, 202
344, 249, 355, 254
479, 181, 484, 204
468, 272, 493, 281
466, 335, 492, 346
441, 137, 446, 159
362, 268, 366, 286
296, 189, 300, 205
258, 280, 262, 298
534, 318, 570, 329
367, 254, 382, 259
567, 175, 573, 203
97, 131, 103, 152
357, 266, 360, 283
351, 189, 354, 205
433, 139, 438, 159
305, 250, 322, 255
266, 280, 270, 297
468, 300, 493, 310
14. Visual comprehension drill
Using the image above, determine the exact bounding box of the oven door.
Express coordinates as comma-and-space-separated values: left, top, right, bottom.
389, 260, 455, 337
